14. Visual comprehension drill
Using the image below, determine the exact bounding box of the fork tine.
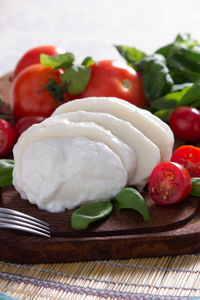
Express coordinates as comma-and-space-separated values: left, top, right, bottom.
0, 208, 49, 227
0, 212, 49, 231
0, 217, 50, 234
0, 222, 50, 238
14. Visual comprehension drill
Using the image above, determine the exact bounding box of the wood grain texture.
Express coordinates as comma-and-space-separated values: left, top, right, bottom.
0, 72, 200, 263
0, 72, 12, 105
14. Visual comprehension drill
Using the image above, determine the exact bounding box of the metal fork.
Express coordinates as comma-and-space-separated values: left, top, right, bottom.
0, 207, 51, 238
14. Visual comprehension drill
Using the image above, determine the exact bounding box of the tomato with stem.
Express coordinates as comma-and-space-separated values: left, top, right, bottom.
11, 64, 70, 121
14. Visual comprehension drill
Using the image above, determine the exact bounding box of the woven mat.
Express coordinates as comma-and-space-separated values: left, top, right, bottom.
1, 254, 200, 300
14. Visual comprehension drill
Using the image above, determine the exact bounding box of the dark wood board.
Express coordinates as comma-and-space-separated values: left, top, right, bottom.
0, 72, 200, 263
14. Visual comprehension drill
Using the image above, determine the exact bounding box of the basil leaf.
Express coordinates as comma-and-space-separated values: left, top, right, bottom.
155, 33, 199, 59
0, 159, 14, 187
40, 52, 75, 70
155, 43, 174, 59
190, 178, 200, 197
115, 45, 146, 65
167, 44, 200, 83
150, 86, 190, 110
71, 201, 113, 230
61, 65, 91, 94
178, 81, 200, 106
154, 109, 174, 123
171, 82, 193, 92
135, 54, 174, 100
82, 56, 95, 67
174, 33, 199, 49
114, 187, 150, 222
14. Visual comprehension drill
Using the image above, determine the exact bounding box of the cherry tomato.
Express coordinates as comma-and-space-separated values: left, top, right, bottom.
13, 45, 65, 80
79, 60, 148, 107
148, 162, 192, 205
171, 145, 200, 177
11, 64, 67, 121
169, 106, 200, 142
15, 115, 45, 137
0, 119, 16, 157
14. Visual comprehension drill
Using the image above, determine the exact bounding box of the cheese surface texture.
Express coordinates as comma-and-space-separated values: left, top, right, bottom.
53, 97, 174, 161
13, 137, 128, 212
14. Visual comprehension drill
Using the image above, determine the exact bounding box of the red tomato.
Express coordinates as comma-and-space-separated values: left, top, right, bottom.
11, 64, 68, 121
169, 106, 200, 142
15, 115, 45, 137
13, 45, 65, 79
148, 161, 192, 205
0, 119, 16, 157
171, 145, 200, 177
79, 60, 148, 107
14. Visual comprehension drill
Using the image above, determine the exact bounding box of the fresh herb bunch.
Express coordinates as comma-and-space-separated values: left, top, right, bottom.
40, 52, 95, 96
116, 33, 200, 122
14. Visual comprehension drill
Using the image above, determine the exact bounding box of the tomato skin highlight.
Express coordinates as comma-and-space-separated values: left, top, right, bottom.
169, 106, 200, 142
14, 115, 45, 137
0, 119, 16, 157
13, 45, 65, 79
148, 162, 192, 205
171, 145, 200, 177
79, 60, 148, 107
11, 64, 63, 121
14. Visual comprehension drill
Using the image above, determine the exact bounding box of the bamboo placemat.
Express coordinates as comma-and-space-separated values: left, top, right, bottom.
1, 254, 200, 299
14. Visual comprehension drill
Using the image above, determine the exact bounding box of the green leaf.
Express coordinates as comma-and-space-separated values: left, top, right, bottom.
135, 54, 174, 100
155, 43, 174, 59
155, 33, 199, 59
0, 159, 14, 187
174, 33, 199, 48
115, 45, 146, 65
40, 52, 75, 70
178, 81, 200, 106
81, 56, 95, 67
71, 201, 113, 230
171, 82, 193, 92
190, 178, 200, 197
114, 187, 150, 222
61, 65, 91, 94
167, 44, 200, 83
150, 86, 190, 110
154, 109, 174, 123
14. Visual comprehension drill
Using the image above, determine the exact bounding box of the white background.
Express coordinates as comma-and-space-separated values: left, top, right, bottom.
1, 0, 200, 76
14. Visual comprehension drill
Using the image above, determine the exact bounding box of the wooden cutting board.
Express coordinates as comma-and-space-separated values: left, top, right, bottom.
0, 72, 200, 264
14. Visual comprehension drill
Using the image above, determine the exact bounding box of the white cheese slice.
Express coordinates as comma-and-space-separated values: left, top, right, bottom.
124, 101, 174, 142
53, 111, 161, 190
53, 97, 174, 161
14, 137, 127, 212
13, 118, 136, 186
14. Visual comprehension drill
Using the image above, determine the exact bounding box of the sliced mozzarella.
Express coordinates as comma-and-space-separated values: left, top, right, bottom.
123, 100, 174, 142
53, 97, 174, 161
14, 137, 127, 211
53, 111, 161, 190
13, 118, 136, 186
